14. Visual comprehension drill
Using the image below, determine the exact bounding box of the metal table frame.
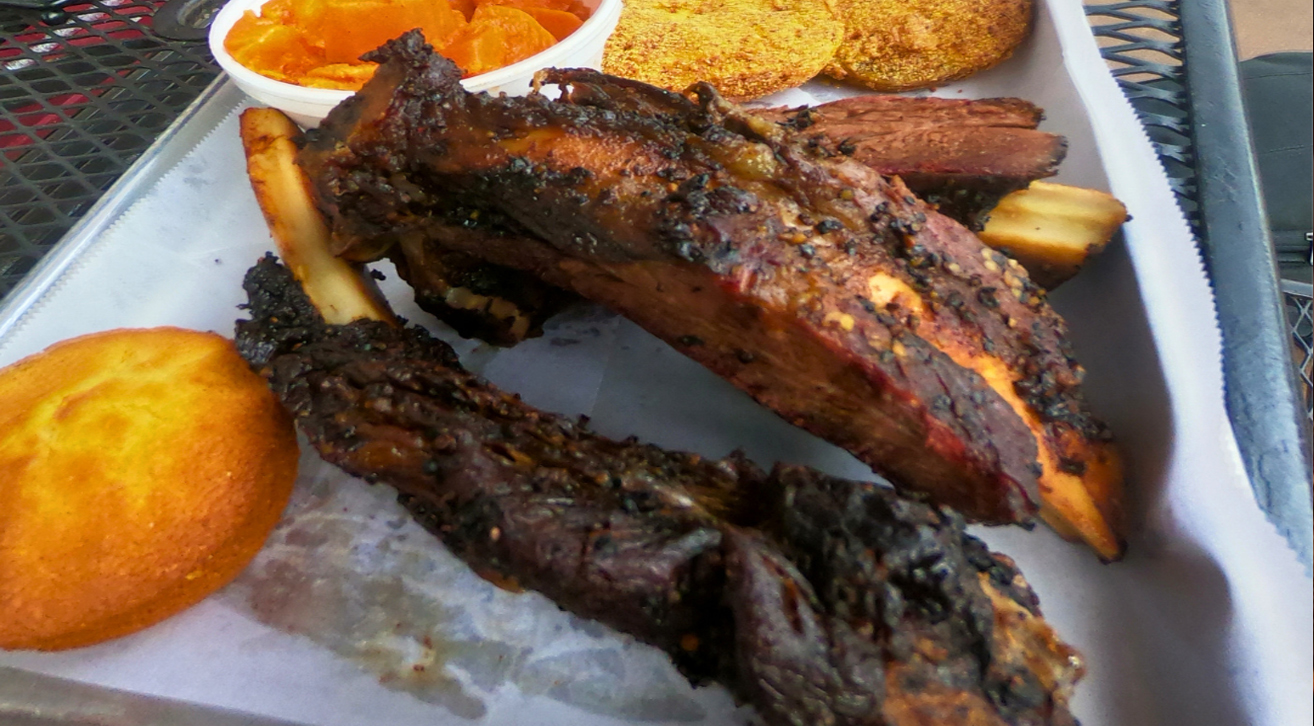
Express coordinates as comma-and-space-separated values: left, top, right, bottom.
1085, 1, 1312, 560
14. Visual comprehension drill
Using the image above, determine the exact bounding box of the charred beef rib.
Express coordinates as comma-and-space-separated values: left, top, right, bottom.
295, 96, 1066, 347
391, 96, 1068, 345
756, 95, 1068, 231
235, 256, 1084, 726
297, 32, 1123, 558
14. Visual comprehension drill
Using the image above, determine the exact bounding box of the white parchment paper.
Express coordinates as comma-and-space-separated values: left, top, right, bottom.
1, 2, 1310, 725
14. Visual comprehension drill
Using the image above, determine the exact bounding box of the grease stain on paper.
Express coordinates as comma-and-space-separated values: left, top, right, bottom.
220, 453, 715, 723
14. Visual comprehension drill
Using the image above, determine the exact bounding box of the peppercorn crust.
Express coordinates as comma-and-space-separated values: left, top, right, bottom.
824, 0, 1033, 92
0, 328, 299, 651
602, 0, 844, 101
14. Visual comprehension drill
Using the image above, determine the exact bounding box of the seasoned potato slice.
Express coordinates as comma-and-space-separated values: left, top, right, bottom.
979, 181, 1129, 289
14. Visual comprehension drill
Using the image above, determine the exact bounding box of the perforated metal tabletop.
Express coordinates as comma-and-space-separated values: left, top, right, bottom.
1, 0, 217, 290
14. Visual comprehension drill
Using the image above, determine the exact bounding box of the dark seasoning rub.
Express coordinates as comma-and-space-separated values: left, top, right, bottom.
236, 257, 1083, 726
298, 33, 1120, 553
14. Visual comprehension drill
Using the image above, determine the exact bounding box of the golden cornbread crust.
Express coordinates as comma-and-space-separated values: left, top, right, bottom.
0, 328, 299, 651
825, 0, 1032, 92
602, 0, 844, 101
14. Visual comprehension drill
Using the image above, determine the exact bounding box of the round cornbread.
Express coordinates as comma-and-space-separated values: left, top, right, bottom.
0, 328, 298, 651
824, 0, 1032, 92
602, 0, 844, 101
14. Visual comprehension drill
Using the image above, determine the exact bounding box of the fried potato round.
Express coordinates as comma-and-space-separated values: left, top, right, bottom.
824, 0, 1032, 92
602, 0, 844, 101
0, 328, 299, 651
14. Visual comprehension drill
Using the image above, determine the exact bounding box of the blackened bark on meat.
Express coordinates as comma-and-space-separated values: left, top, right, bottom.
235, 257, 1083, 726
238, 255, 746, 681
297, 33, 1123, 556
757, 96, 1068, 231
764, 465, 999, 661
760, 466, 1082, 725
721, 528, 886, 725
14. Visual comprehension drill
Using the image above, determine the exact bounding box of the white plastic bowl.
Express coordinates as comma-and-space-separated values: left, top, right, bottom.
209, 0, 622, 127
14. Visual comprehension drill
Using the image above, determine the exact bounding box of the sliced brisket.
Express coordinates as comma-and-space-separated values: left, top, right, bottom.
758, 95, 1067, 231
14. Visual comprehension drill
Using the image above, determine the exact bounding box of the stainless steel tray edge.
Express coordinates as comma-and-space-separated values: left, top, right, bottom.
0, 665, 311, 726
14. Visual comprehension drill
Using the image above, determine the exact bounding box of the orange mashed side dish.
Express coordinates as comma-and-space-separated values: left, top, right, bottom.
226, 0, 593, 89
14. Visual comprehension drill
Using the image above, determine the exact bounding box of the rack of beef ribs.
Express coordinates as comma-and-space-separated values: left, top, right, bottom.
295, 32, 1122, 558
755, 95, 1068, 231
235, 256, 1083, 726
